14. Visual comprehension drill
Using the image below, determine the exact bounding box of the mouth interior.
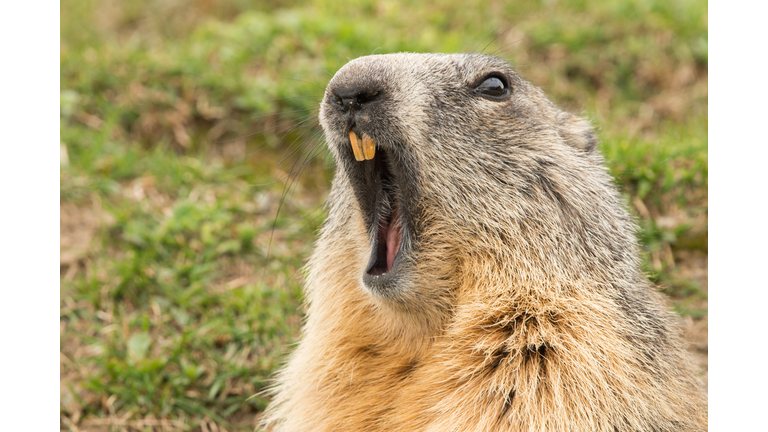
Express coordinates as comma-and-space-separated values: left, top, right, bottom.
366, 152, 403, 276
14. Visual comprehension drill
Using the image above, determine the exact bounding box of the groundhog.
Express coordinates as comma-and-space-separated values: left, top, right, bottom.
260, 53, 707, 432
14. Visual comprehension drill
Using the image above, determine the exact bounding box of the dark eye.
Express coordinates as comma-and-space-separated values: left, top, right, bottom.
475, 76, 508, 97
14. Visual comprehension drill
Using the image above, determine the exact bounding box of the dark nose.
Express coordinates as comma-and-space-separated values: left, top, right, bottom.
331, 85, 382, 113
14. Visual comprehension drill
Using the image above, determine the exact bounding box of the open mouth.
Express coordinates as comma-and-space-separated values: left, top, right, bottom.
348, 131, 405, 279
367, 155, 403, 276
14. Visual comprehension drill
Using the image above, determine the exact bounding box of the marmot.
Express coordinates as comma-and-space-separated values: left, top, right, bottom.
261, 53, 707, 431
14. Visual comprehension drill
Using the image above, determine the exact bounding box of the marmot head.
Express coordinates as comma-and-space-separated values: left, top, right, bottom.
318, 53, 635, 319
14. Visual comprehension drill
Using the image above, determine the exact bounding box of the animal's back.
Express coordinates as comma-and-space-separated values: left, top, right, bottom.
261, 53, 707, 431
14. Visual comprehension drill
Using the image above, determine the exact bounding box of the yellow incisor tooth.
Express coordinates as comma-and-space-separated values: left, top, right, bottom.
362, 134, 376, 160
349, 130, 364, 161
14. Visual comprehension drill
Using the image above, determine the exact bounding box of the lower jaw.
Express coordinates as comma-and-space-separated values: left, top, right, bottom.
362, 264, 404, 297
363, 233, 404, 293
362, 214, 406, 295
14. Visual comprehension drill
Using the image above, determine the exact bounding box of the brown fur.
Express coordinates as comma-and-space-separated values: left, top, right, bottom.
261, 54, 707, 431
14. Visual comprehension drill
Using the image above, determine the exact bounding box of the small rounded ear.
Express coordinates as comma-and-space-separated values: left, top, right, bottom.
558, 112, 598, 153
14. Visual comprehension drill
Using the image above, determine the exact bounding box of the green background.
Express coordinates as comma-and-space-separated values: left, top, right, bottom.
60, 0, 708, 430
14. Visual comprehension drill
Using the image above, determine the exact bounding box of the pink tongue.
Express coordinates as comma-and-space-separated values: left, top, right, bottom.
386, 200, 402, 272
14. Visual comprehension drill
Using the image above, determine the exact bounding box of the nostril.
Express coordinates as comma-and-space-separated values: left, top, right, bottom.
331, 85, 382, 112
357, 91, 380, 104
341, 96, 359, 110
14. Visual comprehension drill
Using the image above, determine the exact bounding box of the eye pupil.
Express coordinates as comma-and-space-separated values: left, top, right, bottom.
477, 76, 506, 97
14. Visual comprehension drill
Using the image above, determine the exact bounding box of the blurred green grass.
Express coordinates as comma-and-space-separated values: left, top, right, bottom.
60, 0, 708, 430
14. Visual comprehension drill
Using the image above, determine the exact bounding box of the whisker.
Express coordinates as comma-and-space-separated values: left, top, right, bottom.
489, 38, 525, 58
260, 132, 328, 283
248, 129, 324, 187
221, 111, 319, 145
271, 95, 323, 102
275, 120, 324, 168
287, 203, 329, 238
472, 26, 504, 54
288, 78, 327, 92
250, 106, 319, 120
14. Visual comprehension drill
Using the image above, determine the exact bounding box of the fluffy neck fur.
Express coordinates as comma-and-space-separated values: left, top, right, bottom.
262, 168, 706, 432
